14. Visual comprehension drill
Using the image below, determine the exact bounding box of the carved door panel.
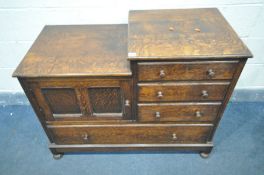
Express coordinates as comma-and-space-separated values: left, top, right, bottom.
86, 80, 132, 120
29, 79, 132, 121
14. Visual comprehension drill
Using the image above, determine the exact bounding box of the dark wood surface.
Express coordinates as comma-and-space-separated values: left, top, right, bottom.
138, 102, 221, 122
25, 77, 132, 121
138, 61, 238, 81
138, 82, 230, 102
13, 24, 131, 77
49, 143, 213, 153
48, 124, 213, 144
13, 9, 252, 157
128, 8, 252, 60
42, 88, 81, 115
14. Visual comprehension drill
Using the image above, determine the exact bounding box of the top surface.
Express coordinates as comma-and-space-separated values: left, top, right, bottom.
13, 24, 131, 77
128, 8, 252, 60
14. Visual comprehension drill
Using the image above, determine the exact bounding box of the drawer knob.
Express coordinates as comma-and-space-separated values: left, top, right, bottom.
157, 91, 163, 98
155, 111, 161, 118
194, 28, 201, 32
159, 70, 165, 78
195, 111, 202, 117
172, 133, 177, 140
83, 133, 89, 141
125, 99, 130, 107
201, 90, 208, 98
207, 69, 215, 78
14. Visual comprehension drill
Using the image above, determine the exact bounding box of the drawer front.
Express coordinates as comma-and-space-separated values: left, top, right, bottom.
48, 124, 212, 144
138, 82, 229, 102
138, 102, 221, 122
138, 61, 238, 81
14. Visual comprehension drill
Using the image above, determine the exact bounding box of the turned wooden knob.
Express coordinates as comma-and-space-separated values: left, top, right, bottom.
83, 133, 89, 141
155, 111, 161, 118
157, 91, 163, 98
207, 69, 215, 78
125, 99, 130, 107
195, 111, 202, 117
172, 133, 177, 140
169, 27, 174, 31
159, 70, 165, 78
201, 90, 208, 98
194, 28, 201, 32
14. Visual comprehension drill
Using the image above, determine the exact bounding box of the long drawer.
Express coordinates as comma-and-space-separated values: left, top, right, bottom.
138, 82, 230, 102
138, 102, 221, 122
48, 124, 213, 144
137, 61, 238, 81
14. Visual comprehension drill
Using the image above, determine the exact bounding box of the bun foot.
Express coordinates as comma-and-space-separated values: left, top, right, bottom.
200, 152, 210, 158
53, 153, 64, 160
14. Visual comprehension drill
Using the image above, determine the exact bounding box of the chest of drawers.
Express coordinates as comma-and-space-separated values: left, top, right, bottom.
13, 8, 252, 159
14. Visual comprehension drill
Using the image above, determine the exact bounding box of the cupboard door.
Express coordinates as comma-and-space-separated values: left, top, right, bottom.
28, 79, 132, 121
86, 80, 132, 120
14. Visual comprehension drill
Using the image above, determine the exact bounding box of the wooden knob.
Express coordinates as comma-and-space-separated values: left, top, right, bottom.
83, 133, 89, 141
160, 70, 165, 78
207, 69, 215, 78
172, 133, 177, 140
194, 28, 201, 32
155, 112, 160, 118
201, 90, 208, 98
157, 91, 163, 98
125, 99, 130, 107
195, 111, 202, 117
169, 27, 174, 31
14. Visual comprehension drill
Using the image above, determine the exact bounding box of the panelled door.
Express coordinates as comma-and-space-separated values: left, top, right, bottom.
29, 78, 132, 121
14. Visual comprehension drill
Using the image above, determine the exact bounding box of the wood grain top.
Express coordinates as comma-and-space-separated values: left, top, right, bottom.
128, 8, 252, 60
13, 24, 131, 77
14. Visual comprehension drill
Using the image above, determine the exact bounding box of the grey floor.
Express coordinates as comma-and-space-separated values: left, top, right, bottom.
0, 101, 263, 175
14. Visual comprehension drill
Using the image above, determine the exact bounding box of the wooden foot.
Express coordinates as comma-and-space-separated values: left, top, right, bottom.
200, 152, 210, 159
53, 153, 64, 160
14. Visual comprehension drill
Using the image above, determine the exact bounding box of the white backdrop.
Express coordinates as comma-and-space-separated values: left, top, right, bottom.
0, 0, 263, 92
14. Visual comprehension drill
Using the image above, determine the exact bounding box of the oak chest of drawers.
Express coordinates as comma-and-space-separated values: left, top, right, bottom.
13, 8, 252, 159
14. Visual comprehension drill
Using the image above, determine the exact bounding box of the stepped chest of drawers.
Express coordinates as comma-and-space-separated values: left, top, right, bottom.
13, 8, 252, 159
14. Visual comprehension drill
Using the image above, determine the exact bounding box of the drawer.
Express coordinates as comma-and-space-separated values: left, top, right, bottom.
138, 82, 229, 102
138, 61, 238, 81
48, 124, 213, 144
138, 102, 221, 122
